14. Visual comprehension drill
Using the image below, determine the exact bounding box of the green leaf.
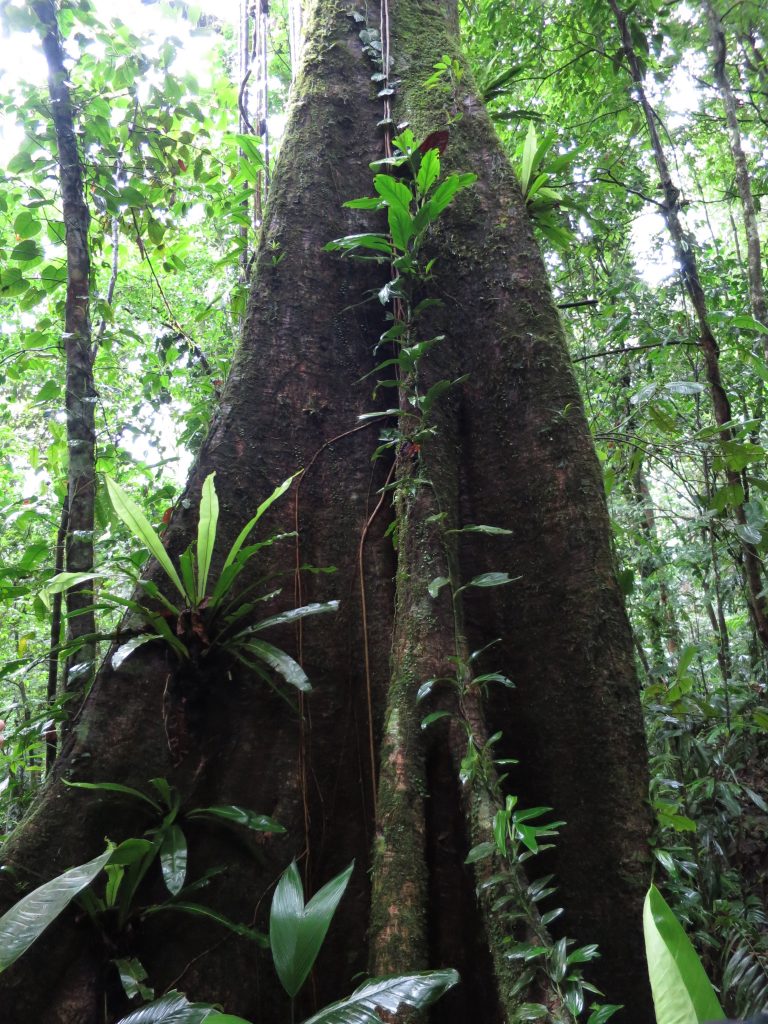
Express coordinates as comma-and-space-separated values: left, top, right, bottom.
196, 473, 219, 603
455, 572, 518, 596
447, 524, 513, 536
113, 956, 154, 1001
205, 1016, 253, 1024
13, 210, 42, 238
44, 571, 103, 594
237, 638, 312, 691
64, 780, 163, 813
0, 849, 111, 971
216, 474, 298, 589
342, 196, 382, 210
465, 842, 496, 864
732, 314, 768, 334
416, 148, 440, 195
159, 825, 187, 896
249, 601, 340, 632
323, 233, 393, 255
643, 885, 723, 1024
10, 239, 42, 262
270, 861, 354, 998
420, 710, 452, 730
519, 122, 538, 195
515, 1003, 549, 1021
113, 990, 220, 1023
301, 969, 459, 1024
108, 838, 156, 866
146, 903, 268, 944
186, 806, 285, 833
428, 576, 450, 598
112, 634, 161, 670
106, 477, 186, 601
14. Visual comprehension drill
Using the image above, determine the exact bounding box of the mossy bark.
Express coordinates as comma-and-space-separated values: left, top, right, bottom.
0, 0, 651, 1021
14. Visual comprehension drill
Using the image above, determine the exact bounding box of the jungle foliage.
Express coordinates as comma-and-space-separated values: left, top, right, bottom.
1, 0, 768, 1019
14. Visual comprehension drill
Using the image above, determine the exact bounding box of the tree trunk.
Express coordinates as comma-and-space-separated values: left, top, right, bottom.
609, 0, 768, 649
0, 1, 652, 1022
34, 0, 98, 710
704, 0, 768, 351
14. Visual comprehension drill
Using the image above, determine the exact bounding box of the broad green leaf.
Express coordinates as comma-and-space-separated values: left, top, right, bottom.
106, 477, 185, 601
301, 969, 459, 1024
159, 825, 187, 896
113, 990, 220, 1024
416, 147, 440, 195
249, 601, 340, 632
205, 1016, 253, 1024
465, 842, 495, 864
0, 849, 111, 971
108, 838, 156, 866
196, 473, 219, 603
455, 572, 518, 596
323, 233, 393, 254
186, 805, 285, 833
643, 885, 723, 1024
44, 571, 103, 594
342, 196, 382, 210
239, 638, 312, 691
112, 634, 161, 670
519, 122, 538, 195
270, 861, 354, 998
447, 524, 513, 536
217, 474, 298, 586
421, 710, 452, 729
428, 576, 450, 598
113, 956, 154, 1001
11, 239, 41, 262
64, 780, 163, 813
732, 314, 768, 334
179, 548, 196, 605
424, 173, 476, 219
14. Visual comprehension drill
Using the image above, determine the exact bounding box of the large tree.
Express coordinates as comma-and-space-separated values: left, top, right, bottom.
0, 0, 653, 1021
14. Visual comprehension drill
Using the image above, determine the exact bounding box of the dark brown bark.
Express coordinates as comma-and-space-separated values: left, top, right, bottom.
609, 0, 768, 650
46, 497, 69, 772
34, 0, 97, 708
0, 1, 652, 1021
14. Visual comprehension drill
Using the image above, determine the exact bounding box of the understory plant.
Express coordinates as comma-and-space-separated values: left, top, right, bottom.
0, 832, 458, 1023
75, 472, 339, 697
0, 780, 281, 994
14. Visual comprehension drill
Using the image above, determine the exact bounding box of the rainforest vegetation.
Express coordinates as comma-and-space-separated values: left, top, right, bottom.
0, 0, 767, 1021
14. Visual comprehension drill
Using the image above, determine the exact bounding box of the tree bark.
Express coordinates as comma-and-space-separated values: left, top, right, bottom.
0, 1, 652, 1021
34, 0, 97, 711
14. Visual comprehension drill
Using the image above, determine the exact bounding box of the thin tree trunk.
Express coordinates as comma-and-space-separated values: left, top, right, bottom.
34, 0, 97, 713
704, 0, 768, 352
609, 0, 768, 649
